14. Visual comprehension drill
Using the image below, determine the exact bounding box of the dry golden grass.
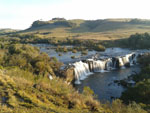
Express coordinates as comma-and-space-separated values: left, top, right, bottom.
22, 24, 150, 41
0, 68, 105, 113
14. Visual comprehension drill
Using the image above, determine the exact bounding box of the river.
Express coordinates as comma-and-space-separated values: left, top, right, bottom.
75, 65, 140, 102
33, 44, 149, 102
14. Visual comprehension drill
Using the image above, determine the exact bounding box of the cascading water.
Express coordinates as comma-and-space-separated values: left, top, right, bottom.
92, 60, 106, 72
106, 58, 114, 70
118, 57, 125, 68
73, 61, 92, 84
122, 56, 129, 65
132, 53, 137, 64
73, 52, 140, 84
126, 53, 134, 65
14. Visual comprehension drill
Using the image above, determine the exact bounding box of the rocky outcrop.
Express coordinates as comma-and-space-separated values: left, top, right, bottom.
61, 52, 149, 85
69, 53, 137, 84
59, 66, 75, 84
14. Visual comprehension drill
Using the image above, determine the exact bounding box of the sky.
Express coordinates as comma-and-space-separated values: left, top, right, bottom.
0, 0, 150, 29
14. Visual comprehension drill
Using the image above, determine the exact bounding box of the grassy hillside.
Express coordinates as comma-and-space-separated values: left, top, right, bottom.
20, 18, 150, 40
0, 29, 18, 35
0, 68, 105, 113
1, 68, 147, 113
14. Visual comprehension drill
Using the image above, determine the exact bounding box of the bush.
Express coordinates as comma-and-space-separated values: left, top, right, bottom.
94, 44, 105, 51
63, 47, 68, 52
83, 86, 94, 96
58, 53, 62, 56
72, 49, 77, 53
127, 33, 150, 49
71, 56, 75, 59
1, 44, 62, 77
81, 50, 88, 55
31, 20, 50, 27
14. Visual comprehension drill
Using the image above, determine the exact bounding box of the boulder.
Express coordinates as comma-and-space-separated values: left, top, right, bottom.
59, 66, 75, 84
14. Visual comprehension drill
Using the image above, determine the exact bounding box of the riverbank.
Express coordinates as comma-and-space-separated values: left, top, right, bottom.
33, 44, 150, 102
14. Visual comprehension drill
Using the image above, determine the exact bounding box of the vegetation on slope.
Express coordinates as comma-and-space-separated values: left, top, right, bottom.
0, 43, 104, 113
0, 68, 147, 113
29, 18, 150, 32
97, 32, 150, 49
121, 53, 150, 112
0, 29, 18, 35
0, 44, 62, 77
126, 32, 150, 49
0, 69, 105, 113
18, 18, 150, 40
31, 19, 77, 28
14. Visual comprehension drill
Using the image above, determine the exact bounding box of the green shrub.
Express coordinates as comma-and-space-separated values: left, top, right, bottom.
71, 56, 75, 59
83, 86, 94, 96
94, 44, 105, 51
72, 49, 77, 53
63, 47, 68, 52
81, 50, 88, 55
58, 53, 62, 56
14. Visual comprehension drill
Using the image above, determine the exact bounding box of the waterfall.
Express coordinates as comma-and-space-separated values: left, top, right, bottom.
93, 60, 106, 72
132, 53, 137, 64
106, 58, 114, 70
73, 52, 140, 84
118, 57, 125, 68
122, 56, 129, 64
125, 53, 137, 66
117, 53, 137, 68
112, 58, 117, 68
73, 61, 92, 84
74, 68, 81, 84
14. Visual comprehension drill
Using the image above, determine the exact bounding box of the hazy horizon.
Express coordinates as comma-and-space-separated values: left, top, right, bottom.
1, 0, 150, 29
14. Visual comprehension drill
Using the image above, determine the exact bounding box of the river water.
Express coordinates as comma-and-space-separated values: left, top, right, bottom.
33, 44, 149, 102
75, 66, 140, 102
32, 44, 97, 64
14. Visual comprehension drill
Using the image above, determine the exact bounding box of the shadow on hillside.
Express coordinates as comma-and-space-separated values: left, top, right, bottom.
21, 19, 150, 33
69, 20, 132, 33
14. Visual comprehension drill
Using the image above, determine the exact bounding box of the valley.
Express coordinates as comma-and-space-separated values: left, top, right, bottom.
1, 18, 150, 113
